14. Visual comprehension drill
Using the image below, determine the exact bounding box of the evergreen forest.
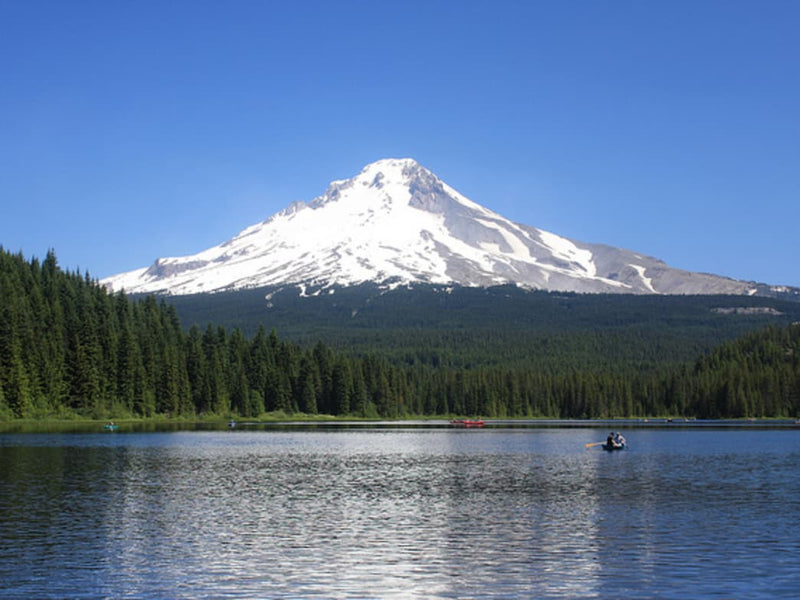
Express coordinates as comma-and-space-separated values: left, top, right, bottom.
1, 248, 799, 421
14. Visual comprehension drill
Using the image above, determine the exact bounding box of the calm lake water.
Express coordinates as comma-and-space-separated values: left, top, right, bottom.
2, 425, 799, 599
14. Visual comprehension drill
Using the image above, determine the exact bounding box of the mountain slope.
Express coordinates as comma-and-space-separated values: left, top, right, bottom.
102, 158, 790, 297
164, 283, 800, 371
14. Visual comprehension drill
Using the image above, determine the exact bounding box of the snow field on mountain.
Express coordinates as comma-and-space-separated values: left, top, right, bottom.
101, 158, 763, 297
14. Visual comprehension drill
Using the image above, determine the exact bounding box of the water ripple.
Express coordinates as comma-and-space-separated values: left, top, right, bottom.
2, 428, 799, 598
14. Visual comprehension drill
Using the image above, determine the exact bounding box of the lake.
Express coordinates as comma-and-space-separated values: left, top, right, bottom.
2, 424, 799, 598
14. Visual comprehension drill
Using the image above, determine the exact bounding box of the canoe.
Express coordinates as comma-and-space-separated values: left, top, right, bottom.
450, 419, 485, 428
103, 424, 118, 431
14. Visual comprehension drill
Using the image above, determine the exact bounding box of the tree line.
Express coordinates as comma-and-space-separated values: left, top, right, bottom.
168, 280, 800, 373
1, 248, 798, 420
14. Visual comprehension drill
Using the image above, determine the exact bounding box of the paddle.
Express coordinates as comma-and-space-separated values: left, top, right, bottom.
585, 441, 605, 448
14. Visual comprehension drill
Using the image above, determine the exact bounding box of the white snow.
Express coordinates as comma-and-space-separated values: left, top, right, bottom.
537, 230, 596, 276
628, 264, 657, 293
100, 157, 748, 297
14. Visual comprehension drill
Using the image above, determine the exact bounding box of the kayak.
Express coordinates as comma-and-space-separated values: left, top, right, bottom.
103, 424, 118, 431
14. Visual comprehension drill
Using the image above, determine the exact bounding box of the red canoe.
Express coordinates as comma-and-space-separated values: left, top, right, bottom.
450, 419, 485, 428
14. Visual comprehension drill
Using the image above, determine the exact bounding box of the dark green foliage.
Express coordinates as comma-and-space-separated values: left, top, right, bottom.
1, 247, 799, 420
167, 283, 800, 373
0, 249, 187, 418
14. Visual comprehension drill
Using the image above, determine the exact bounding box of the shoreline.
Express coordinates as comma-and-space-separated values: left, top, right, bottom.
2, 416, 799, 434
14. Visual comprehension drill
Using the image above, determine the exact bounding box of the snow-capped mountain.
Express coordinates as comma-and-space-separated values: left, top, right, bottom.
101, 158, 784, 297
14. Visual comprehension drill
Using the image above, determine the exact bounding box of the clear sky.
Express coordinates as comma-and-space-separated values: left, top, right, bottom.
2, 0, 798, 286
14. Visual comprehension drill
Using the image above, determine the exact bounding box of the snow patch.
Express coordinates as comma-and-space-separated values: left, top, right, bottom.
537, 230, 596, 276
628, 264, 657, 293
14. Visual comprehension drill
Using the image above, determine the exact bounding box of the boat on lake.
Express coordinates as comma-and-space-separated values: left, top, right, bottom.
450, 419, 485, 428
602, 441, 626, 451
103, 423, 118, 431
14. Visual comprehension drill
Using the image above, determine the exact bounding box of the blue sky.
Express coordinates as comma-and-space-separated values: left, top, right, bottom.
2, 0, 798, 286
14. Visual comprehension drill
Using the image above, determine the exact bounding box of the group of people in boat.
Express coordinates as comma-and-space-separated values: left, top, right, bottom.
606, 431, 626, 449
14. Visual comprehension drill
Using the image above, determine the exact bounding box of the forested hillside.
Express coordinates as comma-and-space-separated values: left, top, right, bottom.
1, 248, 799, 420
168, 282, 800, 372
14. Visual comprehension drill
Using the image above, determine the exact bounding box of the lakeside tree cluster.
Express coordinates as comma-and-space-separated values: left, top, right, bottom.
1, 248, 799, 420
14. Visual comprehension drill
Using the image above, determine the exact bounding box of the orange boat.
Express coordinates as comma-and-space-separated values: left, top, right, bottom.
450, 419, 485, 428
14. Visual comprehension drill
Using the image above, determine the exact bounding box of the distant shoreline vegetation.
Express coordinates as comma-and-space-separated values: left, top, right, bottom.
3, 416, 800, 436
1, 248, 799, 421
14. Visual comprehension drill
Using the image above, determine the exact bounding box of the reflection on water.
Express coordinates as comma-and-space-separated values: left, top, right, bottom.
2, 428, 800, 598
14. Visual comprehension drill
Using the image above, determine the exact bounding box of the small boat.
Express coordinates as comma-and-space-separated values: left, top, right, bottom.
450, 419, 485, 428
602, 442, 626, 451
103, 423, 118, 431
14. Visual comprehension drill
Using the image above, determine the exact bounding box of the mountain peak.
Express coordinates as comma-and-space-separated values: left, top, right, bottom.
327, 157, 426, 193
360, 157, 421, 173
102, 159, 790, 299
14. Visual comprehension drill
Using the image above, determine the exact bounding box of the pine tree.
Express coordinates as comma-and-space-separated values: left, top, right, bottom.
331, 360, 352, 415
